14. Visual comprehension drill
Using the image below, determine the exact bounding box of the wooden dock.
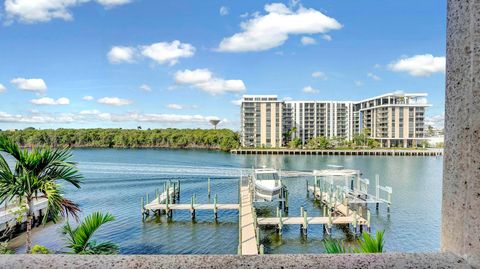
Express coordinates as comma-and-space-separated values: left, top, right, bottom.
231, 148, 443, 156
257, 216, 364, 225
239, 185, 259, 255
308, 185, 369, 233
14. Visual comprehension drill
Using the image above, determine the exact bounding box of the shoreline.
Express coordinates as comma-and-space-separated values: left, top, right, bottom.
231, 148, 443, 156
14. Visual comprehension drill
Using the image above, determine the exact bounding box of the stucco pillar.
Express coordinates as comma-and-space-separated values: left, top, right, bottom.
442, 0, 480, 267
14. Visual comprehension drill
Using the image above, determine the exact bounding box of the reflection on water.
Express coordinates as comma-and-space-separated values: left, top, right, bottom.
7, 149, 442, 254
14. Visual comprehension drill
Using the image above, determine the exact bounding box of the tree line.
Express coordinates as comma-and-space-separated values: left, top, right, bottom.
0, 128, 240, 151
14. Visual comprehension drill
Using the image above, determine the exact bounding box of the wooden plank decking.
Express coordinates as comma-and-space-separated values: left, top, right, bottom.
257, 216, 365, 226
240, 186, 258, 255
145, 203, 239, 211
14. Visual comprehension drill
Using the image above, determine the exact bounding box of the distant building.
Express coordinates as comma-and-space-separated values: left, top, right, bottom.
240, 95, 284, 148
285, 101, 354, 144
354, 93, 430, 147
240, 92, 430, 148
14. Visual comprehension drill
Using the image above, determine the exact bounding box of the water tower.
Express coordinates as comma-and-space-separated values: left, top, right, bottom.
209, 119, 221, 129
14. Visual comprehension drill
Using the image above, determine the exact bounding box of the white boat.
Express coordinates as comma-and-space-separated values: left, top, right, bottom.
252, 168, 283, 201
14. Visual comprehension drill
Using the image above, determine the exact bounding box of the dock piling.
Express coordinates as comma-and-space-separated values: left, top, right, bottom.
208, 178, 211, 198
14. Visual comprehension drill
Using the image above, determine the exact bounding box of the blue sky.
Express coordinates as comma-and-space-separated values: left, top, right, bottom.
0, 0, 446, 130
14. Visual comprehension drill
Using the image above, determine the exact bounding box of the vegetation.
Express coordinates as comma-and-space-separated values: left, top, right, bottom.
0, 136, 82, 253
354, 230, 384, 253
323, 231, 385, 254
62, 211, 119, 255
0, 128, 240, 152
0, 242, 14, 254
31, 244, 52, 254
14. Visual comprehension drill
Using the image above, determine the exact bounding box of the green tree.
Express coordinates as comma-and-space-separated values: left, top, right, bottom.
62, 212, 119, 254
306, 136, 332, 149
0, 137, 82, 253
288, 137, 302, 149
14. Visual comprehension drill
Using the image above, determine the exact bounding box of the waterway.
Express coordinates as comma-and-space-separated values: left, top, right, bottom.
6, 149, 442, 254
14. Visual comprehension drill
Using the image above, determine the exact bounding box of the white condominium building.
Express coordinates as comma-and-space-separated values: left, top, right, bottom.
285, 101, 354, 144
354, 93, 430, 147
240, 95, 284, 148
240, 92, 430, 148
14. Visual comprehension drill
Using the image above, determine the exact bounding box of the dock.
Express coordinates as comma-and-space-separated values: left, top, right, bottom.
239, 185, 259, 255
231, 148, 443, 156
139, 169, 390, 255
0, 197, 49, 236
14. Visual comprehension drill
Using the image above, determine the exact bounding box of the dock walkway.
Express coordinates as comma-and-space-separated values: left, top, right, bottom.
239, 185, 258, 255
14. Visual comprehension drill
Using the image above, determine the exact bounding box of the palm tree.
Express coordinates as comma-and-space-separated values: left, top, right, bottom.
0, 136, 82, 253
62, 211, 118, 254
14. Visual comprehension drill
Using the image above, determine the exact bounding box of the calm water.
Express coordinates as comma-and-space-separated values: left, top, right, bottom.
8, 149, 443, 254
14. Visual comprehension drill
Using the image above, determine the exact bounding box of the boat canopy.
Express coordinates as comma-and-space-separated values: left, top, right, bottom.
312, 169, 359, 177
254, 168, 279, 180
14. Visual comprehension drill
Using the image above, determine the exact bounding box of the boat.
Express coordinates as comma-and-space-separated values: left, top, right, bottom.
252, 168, 283, 202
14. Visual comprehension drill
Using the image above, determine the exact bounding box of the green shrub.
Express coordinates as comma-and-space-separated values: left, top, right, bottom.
31, 244, 52, 254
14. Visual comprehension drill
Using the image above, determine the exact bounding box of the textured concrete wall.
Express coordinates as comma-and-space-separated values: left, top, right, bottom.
0, 253, 472, 269
442, 0, 480, 267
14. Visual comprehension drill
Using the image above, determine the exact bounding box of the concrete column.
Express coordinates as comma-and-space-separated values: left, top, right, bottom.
442, 0, 480, 267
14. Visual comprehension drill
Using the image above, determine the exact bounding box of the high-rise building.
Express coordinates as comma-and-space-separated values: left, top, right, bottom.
353, 93, 430, 147
240, 92, 430, 148
285, 101, 354, 144
240, 95, 284, 148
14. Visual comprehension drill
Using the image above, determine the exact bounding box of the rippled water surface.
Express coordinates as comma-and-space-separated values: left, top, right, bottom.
8, 149, 443, 254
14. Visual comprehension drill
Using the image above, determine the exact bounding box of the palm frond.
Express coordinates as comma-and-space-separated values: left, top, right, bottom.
41, 182, 80, 223
354, 230, 385, 253
84, 241, 119, 255
0, 136, 24, 162
323, 238, 349, 254
62, 212, 117, 254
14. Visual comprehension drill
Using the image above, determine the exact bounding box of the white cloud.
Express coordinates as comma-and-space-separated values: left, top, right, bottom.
388, 54, 446, 77
312, 71, 327, 80
374, 64, 381, 69
425, 113, 445, 129
219, 6, 229, 16
4, 0, 131, 24
0, 111, 76, 123
139, 84, 152, 92
82, 95, 94, 101
92, 112, 221, 124
107, 46, 136, 64
30, 97, 70, 105
300, 36, 316, 45
322, 34, 332, 41
10, 77, 47, 92
0, 110, 222, 125
217, 3, 341, 52
79, 109, 101, 115
97, 97, 132, 106
231, 99, 242, 106
174, 68, 246, 95
141, 40, 195, 65
354, 80, 364, 87
367, 72, 381, 81
167, 104, 184, 110
302, 86, 319, 94
96, 0, 131, 8
0, 84, 6, 93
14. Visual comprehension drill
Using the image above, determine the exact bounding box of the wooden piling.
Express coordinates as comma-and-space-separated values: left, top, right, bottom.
208, 177, 211, 198
214, 194, 218, 219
